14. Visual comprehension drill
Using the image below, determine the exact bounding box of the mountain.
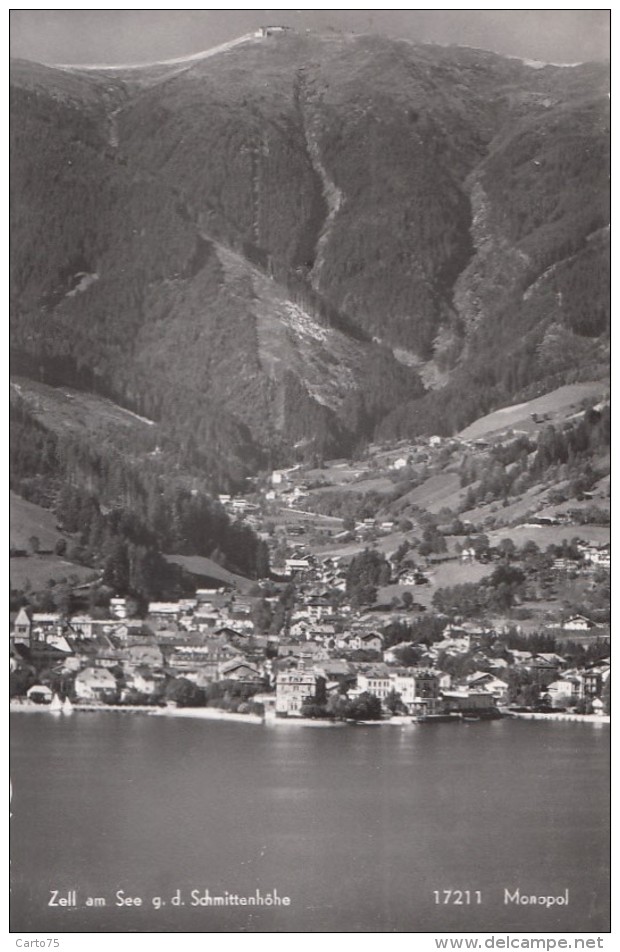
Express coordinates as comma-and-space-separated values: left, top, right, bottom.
10, 29, 610, 484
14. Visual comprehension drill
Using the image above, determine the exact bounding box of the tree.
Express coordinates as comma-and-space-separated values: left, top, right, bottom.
497, 538, 516, 561
300, 701, 329, 719
505, 668, 541, 708
396, 646, 423, 666
392, 540, 411, 565
520, 540, 541, 562
346, 549, 391, 607
164, 677, 205, 708
575, 698, 594, 715
401, 590, 414, 610
102, 540, 131, 593
10, 668, 36, 698
385, 689, 404, 715
251, 598, 273, 634
51, 582, 72, 616
350, 583, 378, 610
326, 692, 350, 719
344, 692, 383, 721
255, 541, 271, 579
28, 535, 40, 555
602, 676, 611, 715
472, 534, 491, 561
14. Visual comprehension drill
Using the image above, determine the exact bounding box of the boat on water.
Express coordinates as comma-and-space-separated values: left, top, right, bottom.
49, 694, 63, 713
62, 697, 74, 715
413, 713, 463, 724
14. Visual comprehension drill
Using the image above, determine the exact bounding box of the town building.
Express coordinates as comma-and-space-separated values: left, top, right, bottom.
275, 670, 325, 716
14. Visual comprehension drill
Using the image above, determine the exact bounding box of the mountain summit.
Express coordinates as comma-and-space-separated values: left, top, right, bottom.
10, 29, 609, 482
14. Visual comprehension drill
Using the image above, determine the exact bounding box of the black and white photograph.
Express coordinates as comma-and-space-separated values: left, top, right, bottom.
9, 7, 611, 938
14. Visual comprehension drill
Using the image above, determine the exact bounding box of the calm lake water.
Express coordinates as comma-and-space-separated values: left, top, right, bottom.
10, 713, 610, 933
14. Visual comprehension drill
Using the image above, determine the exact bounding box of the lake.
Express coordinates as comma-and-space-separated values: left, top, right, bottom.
10, 713, 610, 933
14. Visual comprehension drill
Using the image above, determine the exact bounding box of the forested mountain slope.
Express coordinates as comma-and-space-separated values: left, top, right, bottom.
10, 30, 609, 481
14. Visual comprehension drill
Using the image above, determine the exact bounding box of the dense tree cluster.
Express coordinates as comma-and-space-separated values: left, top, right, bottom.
457, 407, 609, 512
10, 400, 270, 601
345, 549, 392, 608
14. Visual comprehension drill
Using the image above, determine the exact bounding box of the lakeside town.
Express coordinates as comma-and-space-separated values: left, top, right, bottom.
10, 407, 610, 726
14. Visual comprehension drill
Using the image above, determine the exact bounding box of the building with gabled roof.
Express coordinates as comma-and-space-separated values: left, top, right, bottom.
12, 607, 32, 644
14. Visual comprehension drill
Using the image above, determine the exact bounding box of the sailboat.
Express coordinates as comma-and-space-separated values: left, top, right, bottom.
49, 693, 63, 713
62, 697, 74, 715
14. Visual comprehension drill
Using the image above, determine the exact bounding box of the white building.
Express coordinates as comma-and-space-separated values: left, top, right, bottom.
275, 671, 324, 716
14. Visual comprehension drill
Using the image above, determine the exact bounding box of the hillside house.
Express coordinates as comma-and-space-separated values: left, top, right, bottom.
257, 25, 291, 38
434, 634, 471, 655
355, 666, 392, 702
277, 642, 330, 665
277, 643, 304, 659
12, 607, 32, 644
123, 665, 166, 698
147, 602, 181, 623
45, 632, 73, 655
285, 557, 313, 576
74, 667, 118, 702
315, 660, 356, 684
122, 642, 164, 667
388, 668, 441, 714
562, 614, 595, 631
68, 615, 97, 638
110, 598, 127, 619
303, 597, 334, 621
289, 620, 310, 639
553, 558, 580, 573
544, 678, 582, 708
580, 544, 610, 568
195, 590, 229, 603
26, 684, 53, 704
533, 652, 566, 667
30, 614, 63, 641
383, 641, 417, 663
441, 691, 499, 715
583, 666, 609, 697
219, 659, 263, 684
466, 671, 509, 699
348, 632, 384, 652
110, 621, 148, 642
307, 623, 336, 641
230, 596, 254, 616
167, 645, 233, 679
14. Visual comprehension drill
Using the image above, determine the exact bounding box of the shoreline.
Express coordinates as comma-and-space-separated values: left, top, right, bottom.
10, 701, 610, 727
505, 710, 610, 725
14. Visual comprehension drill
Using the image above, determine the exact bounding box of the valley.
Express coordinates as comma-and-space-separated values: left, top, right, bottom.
9, 28, 610, 717
10, 376, 610, 729
11, 375, 609, 638
9, 17, 611, 945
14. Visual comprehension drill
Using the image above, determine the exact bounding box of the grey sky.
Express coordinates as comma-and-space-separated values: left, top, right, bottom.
9, 9, 610, 67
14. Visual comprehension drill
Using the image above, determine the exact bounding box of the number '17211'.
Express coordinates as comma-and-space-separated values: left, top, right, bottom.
433, 890, 482, 904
